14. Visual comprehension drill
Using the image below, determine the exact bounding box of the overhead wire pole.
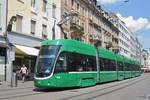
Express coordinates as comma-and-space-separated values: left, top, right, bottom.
57, 13, 78, 39
110, 0, 129, 12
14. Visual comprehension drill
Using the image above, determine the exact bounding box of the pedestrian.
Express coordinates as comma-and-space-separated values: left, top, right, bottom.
19, 64, 28, 83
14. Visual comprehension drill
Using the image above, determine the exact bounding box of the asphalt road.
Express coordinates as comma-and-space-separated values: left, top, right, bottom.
1, 73, 150, 100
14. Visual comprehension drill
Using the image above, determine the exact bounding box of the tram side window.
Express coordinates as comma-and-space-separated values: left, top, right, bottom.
55, 52, 67, 73
100, 58, 105, 71
67, 52, 96, 72
86, 56, 97, 71
75, 54, 86, 71
110, 60, 116, 71
67, 52, 77, 72
100, 58, 116, 71
136, 65, 139, 71
128, 64, 131, 71
75, 53, 96, 72
132, 64, 135, 71
125, 63, 130, 71
124, 63, 128, 71
130, 64, 133, 71
118, 62, 124, 71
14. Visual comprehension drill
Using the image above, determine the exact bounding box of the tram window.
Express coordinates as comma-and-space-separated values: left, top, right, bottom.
85, 56, 96, 71
110, 60, 115, 71
129, 64, 132, 71
118, 62, 124, 71
125, 63, 130, 71
100, 58, 104, 71
76, 54, 85, 71
132, 64, 135, 71
137, 66, 139, 71
100, 58, 109, 71
100, 58, 116, 71
75, 54, 96, 72
55, 52, 67, 73
67, 52, 96, 72
67, 52, 76, 72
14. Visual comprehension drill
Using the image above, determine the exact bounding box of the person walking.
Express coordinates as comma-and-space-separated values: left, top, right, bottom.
19, 64, 28, 83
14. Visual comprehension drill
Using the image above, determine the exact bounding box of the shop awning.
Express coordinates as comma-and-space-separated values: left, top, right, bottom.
14, 45, 39, 56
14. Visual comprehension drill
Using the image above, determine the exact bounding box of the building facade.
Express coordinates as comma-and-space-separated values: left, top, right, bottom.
4, 0, 127, 81
118, 20, 130, 58
60, 0, 119, 52
0, 0, 7, 81
7, 0, 54, 81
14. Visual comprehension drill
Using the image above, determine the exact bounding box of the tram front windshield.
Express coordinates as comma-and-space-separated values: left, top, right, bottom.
35, 45, 61, 78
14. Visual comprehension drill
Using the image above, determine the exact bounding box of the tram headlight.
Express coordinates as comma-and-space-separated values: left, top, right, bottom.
48, 82, 50, 85
37, 81, 41, 85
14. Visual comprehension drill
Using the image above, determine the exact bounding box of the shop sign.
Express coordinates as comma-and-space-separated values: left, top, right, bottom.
10, 51, 15, 61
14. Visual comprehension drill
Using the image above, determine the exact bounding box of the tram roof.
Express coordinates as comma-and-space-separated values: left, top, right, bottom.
42, 39, 116, 60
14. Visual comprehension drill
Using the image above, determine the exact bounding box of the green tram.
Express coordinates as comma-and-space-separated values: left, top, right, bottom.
34, 39, 141, 88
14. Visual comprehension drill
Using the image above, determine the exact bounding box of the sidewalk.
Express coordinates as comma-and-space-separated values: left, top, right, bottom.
0, 81, 35, 100
0, 80, 34, 91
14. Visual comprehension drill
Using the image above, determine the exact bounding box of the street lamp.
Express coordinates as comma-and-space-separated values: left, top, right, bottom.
7, 16, 17, 32
5, 16, 17, 83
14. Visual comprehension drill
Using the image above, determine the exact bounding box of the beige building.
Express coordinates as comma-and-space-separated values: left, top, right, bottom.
60, 0, 119, 52
7, 0, 54, 81
5, 0, 119, 81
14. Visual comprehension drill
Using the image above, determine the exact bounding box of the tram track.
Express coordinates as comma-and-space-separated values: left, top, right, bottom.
0, 75, 147, 100
61, 75, 147, 100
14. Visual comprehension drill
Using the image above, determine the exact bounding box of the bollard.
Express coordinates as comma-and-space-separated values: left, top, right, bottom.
11, 72, 17, 87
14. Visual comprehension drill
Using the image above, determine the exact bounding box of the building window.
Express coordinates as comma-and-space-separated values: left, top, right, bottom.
90, 10, 92, 19
42, 24, 47, 38
42, 0, 47, 13
82, 22, 84, 33
31, 20, 36, 34
52, 4, 56, 18
82, 7, 85, 16
77, 3, 79, 11
64, 0, 67, 5
76, 19, 80, 25
71, 0, 74, 8
31, 0, 36, 9
16, 15, 23, 33
89, 24, 93, 35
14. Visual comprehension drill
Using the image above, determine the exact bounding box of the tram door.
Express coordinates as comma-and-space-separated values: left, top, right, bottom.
54, 52, 78, 87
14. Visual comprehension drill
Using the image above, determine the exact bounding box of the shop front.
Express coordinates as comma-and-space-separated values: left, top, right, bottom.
7, 31, 43, 81
13, 45, 39, 80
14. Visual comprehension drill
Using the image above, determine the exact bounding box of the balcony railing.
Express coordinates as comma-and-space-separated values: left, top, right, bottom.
70, 22, 84, 37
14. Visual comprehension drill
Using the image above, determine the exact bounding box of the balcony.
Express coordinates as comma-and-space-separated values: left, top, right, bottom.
70, 22, 84, 37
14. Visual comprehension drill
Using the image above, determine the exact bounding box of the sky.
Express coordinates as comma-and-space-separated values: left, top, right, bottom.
97, 0, 150, 51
